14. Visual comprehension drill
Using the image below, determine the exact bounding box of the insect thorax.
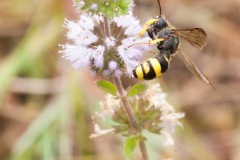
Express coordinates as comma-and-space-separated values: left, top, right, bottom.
157, 28, 180, 57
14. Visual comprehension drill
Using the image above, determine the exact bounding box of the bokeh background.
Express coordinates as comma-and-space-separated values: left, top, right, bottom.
0, 0, 239, 160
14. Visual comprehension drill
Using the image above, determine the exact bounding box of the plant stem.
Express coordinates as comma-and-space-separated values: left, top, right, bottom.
139, 140, 149, 160
104, 16, 110, 37
113, 77, 138, 130
113, 76, 149, 160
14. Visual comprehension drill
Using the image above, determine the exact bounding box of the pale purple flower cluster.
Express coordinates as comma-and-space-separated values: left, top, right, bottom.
59, 13, 151, 77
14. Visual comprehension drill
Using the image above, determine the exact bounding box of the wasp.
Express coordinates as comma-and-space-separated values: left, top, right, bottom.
132, 0, 215, 89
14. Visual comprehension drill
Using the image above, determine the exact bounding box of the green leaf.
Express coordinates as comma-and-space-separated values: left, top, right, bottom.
96, 80, 117, 96
127, 84, 148, 96
124, 137, 139, 159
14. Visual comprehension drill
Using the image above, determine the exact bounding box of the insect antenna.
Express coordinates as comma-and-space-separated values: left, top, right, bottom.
157, 0, 162, 15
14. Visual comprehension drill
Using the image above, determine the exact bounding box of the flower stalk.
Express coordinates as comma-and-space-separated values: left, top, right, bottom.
139, 140, 149, 160
113, 76, 149, 160
113, 76, 138, 131
104, 17, 110, 37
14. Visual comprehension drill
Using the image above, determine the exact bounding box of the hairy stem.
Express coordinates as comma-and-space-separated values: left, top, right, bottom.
112, 76, 149, 160
113, 76, 138, 130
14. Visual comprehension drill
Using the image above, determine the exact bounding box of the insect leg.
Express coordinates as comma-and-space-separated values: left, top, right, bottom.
149, 38, 165, 44
127, 38, 164, 48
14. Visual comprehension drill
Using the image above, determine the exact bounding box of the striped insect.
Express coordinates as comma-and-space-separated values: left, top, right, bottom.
132, 0, 215, 90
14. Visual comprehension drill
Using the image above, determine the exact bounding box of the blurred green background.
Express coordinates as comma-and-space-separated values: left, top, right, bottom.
0, 0, 239, 160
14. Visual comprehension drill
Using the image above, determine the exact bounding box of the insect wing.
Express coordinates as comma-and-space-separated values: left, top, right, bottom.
178, 49, 216, 90
174, 28, 207, 50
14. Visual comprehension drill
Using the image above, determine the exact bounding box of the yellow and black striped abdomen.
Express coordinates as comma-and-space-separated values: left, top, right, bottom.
132, 55, 169, 80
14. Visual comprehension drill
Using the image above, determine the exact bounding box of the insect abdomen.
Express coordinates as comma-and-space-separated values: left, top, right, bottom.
133, 55, 169, 80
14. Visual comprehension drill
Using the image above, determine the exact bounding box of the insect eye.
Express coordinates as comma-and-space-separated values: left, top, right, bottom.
155, 18, 167, 30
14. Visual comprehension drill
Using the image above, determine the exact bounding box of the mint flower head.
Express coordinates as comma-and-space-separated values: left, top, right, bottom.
59, 13, 151, 77
92, 84, 184, 146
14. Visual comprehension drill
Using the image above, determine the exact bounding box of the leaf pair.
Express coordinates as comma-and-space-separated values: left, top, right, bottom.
96, 80, 148, 97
